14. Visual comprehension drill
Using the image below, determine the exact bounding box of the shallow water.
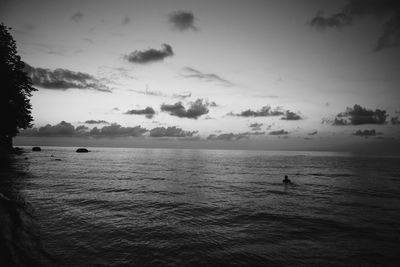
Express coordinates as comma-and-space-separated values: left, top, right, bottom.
1, 147, 400, 266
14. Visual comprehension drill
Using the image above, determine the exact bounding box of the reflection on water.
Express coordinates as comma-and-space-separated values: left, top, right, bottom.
1, 147, 400, 266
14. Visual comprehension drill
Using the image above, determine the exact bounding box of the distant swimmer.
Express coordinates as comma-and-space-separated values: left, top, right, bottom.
283, 175, 291, 184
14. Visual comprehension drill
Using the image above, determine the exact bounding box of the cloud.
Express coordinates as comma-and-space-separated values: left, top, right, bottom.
249, 122, 263, 131
19, 122, 149, 138
210, 101, 218, 107
71, 12, 84, 23
206, 131, 265, 141
90, 123, 147, 137
23, 63, 111, 92
333, 104, 387, 125
149, 126, 197, 137
281, 110, 302, 120
84, 120, 110, 124
309, 11, 351, 29
168, 11, 197, 31
353, 129, 382, 137
391, 116, 400, 125
125, 44, 174, 64
308, 130, 318, 136
124, 107, 155, 119
121, 17, 131, 26
269, 129, 288, 135
309, 1, 400, 51
161, 99, 209, 119
232, 106, 285, 117
19, 121, 85, 137
207, 132, 250, 141
173, 92, 192, 99
130, 87, 192, 99
75, 125, 89, 135
182, 67, 233, 86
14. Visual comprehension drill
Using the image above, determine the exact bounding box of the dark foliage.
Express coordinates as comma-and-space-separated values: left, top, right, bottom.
0, 23, 36, 151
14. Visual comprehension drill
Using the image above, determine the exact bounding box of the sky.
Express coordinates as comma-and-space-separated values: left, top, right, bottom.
2, 0, 400, 152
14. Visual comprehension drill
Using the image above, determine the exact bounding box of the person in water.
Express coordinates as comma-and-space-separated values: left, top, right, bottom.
283, 175, 291, 184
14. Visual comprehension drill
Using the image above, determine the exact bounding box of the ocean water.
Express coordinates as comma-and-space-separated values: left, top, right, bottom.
1, 147, 400, 266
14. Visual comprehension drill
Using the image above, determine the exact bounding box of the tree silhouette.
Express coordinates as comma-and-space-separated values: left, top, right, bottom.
0, 23, 36, 152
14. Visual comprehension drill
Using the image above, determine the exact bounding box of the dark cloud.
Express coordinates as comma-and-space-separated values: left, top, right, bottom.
71, 12, 84, 23
353, 129, 382, 137
182, 67, 233, 86
125, 44, 174, 64
249, 122, 263, 131
168, 11, 197, 31
121, 17, 131, 26
309, 11, 351, 29
23, 63, 111, 92
281, 110, 302, 120
309, 1, 400, 51
124, 107, 155, 119
149, 126, 197, 137
207, 132, 250, 141
161, 99, 209, 119
333, 104, 387, 125
84, 120, 110, 124
207, 131, 265, 141
232, 106, 285, 117
75, 125, 89, 136
90, 123, 147, 137
308, 130, 318, 136
391, 116, 400, 125
269, 129, 288, 135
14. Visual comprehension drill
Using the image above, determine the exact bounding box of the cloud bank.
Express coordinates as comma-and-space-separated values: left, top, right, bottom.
149, 126, 197, 137
19, 122, 198, 139
91, 123, 147, 137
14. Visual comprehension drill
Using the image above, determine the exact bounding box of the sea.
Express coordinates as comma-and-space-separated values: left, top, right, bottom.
1, 146, 400, 266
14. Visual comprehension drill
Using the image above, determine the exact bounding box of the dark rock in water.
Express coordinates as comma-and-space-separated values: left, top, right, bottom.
54, 159, 62, 161
13, 147, 23, 155
32, 147, 41, 152
76, 148, 89, 153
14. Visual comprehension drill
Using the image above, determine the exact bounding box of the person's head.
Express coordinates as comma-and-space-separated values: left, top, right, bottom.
284, 175, 288, 179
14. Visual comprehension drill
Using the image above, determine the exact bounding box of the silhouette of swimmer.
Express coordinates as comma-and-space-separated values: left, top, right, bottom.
283, 175, 291, 184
